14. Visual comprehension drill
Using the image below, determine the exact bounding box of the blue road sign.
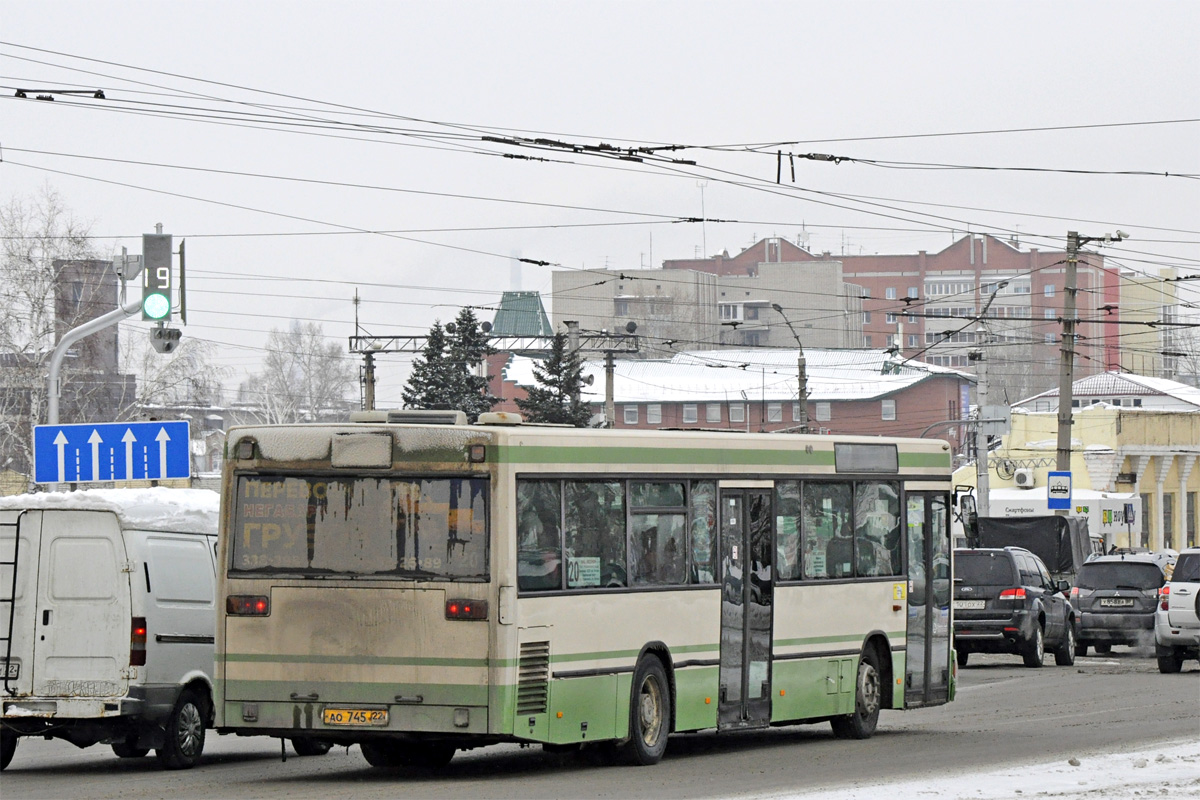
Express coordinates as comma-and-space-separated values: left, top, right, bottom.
1047, 470, 1072, 510
34, 421, 191, 484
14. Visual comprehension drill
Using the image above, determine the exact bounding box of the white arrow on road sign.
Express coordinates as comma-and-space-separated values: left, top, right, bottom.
122, 428, 137, 481
156, 427, 170, 479
88, 429, 103, 481
54, 431, 69, 482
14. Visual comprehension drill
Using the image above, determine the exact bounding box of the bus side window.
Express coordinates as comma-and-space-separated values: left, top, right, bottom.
854, 482, 902, 578
689, 481, 717, 584
517, 480, 562, 592
803, 482, 852, 580
774, 481, 802, 582
564, 481, 626, 589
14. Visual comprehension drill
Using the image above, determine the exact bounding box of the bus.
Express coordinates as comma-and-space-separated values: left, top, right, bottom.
213, 411, 954, 768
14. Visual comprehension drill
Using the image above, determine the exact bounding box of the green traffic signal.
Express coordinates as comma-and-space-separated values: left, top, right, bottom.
143, 292, 171, 320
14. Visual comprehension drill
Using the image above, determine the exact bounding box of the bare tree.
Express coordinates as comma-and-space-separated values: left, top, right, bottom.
240, 321, 355, 423
120, 326, 230, 408
0, 186, 116, 476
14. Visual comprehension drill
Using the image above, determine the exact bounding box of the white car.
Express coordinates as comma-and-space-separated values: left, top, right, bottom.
1154, 546, 1200, 673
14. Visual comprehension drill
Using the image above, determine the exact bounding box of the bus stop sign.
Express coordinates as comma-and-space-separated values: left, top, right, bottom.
1046, 471, 1072, 510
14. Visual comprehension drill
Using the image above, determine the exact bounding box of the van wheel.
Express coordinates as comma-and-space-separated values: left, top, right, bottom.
112, 736, 150, 758
1094, 643, 1111, 655
613, 656, 670, 765
156, 689, 206, 770
1022, 624, 1045, 668
831, 649, 882, 740
1, 731, 16, 771
291, 737, 333, 756
1074, 642, 1088, 658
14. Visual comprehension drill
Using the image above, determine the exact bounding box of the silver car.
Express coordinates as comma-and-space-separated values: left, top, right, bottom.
1155, 547, 1200, 673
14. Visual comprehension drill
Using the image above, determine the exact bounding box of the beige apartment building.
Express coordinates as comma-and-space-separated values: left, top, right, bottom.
550, 258, 862, 359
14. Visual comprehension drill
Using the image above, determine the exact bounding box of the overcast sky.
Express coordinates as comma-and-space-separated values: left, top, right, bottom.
3, 1, 1197, 407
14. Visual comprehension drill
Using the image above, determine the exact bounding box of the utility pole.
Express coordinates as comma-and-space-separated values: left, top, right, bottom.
362, 352, 376, 411
971, 323, 990, 518
1055, 230, 1127, 515
604, 351, 616, 428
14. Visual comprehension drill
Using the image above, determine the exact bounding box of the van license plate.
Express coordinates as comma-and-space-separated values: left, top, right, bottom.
322, 708, 388, 726
953, 600, 986, 610
1099, 598, 1134, 607
2, 662, 17, 679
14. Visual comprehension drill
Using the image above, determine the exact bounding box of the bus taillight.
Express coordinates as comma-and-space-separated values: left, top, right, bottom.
445, 599, 488, 621
131, 617, 148, 666
227, 595, 270, 616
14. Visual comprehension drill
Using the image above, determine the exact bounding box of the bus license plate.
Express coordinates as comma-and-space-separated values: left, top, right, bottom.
1099, 598, 1134, 607
322, 708, 389, 727
953, 599, 985, 610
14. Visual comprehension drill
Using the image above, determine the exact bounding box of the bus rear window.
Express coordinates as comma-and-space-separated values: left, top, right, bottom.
231, 476, 488, 580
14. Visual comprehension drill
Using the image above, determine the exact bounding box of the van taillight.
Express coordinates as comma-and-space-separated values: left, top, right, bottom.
226, 595, 270, 616
131, 617, 147, 666
1159, 584, 1170, 611
445, 598, 488, 621
999, 588, 1026, 600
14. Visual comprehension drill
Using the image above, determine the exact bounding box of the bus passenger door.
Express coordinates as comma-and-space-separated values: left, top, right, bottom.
905, 493, 951, 706
718, 489, 773, 730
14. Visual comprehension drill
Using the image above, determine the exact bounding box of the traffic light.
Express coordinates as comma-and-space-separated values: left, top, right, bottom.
142, 233, 172, 321
150, 326, 182, 354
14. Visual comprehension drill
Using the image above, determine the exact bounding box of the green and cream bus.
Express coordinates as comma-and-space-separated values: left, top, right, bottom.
214, 411, 954, 768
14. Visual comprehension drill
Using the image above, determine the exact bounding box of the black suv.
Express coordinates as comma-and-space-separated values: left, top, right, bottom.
953, 547, 1076, 668
1071, 553, 1170, 656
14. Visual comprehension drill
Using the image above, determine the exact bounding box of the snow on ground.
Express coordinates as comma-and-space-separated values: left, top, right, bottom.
763, 741, 1200, 800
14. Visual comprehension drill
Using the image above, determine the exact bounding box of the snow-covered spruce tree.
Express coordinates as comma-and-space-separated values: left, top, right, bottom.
401, 322, 454, 410
516, 332, 592, 427
446, 307, 497, 421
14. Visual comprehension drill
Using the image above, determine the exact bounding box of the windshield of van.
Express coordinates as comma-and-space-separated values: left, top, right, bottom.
230, 475, 488, 580
955, 551, 1017, 585
1076, 561, 1163, 591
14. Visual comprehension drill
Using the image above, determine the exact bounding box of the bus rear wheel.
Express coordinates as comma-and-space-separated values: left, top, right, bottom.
613, 656, 670, 766
360, 740, 455, 769
830, 649, 882, 740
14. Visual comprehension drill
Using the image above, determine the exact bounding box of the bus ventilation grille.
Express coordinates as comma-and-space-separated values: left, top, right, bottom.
517, 641, 550, 715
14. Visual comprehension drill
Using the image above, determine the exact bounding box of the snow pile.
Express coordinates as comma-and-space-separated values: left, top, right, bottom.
770, 741, 1200, 800
0, 487, 220, 534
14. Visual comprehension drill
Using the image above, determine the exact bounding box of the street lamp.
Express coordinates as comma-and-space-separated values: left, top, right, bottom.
771, 303, 808, 433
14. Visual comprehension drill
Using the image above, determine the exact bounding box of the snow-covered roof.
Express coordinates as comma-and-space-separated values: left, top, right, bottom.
0, 487, 220, 534
504, 348, 971, 404
1015, 371, 1200, 411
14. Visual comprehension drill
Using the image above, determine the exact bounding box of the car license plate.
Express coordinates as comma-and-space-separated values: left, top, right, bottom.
2, 662, 17, 679
954, 599, 986, 610
1099, 598, 1134, 607
322, 707, 388, 726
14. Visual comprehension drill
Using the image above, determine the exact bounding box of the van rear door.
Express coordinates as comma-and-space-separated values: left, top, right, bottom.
32, 510, 131, 699
1, 509, 39, 697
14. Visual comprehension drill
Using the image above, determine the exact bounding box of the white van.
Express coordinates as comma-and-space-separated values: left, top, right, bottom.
1, 488, 220, 771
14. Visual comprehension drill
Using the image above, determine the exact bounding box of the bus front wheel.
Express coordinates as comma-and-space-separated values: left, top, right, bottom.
830, 649, 882, 740
614, 656, 670, 766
